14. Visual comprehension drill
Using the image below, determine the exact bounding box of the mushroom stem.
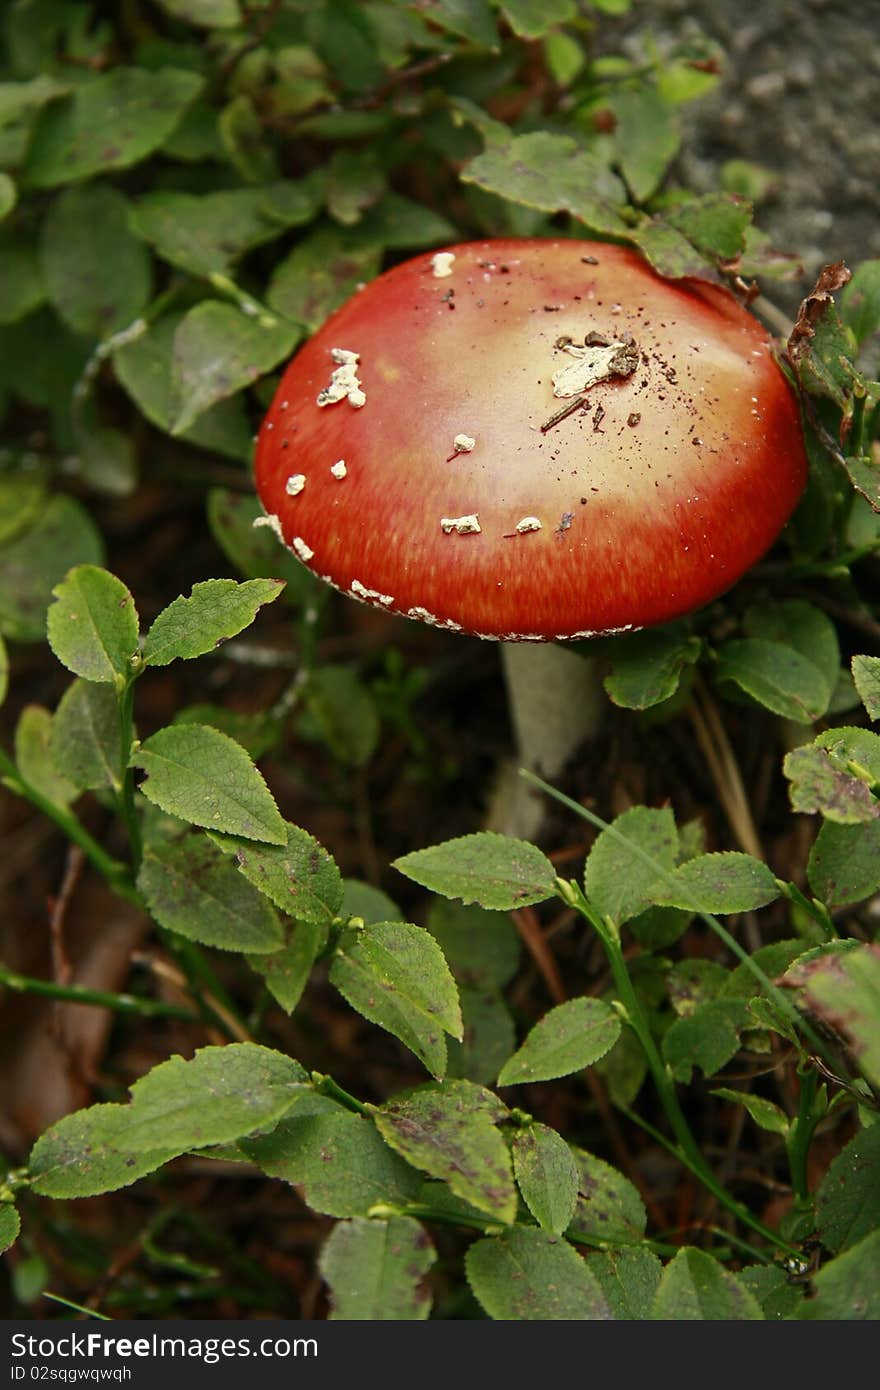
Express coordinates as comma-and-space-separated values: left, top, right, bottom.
491, 643, 604, 839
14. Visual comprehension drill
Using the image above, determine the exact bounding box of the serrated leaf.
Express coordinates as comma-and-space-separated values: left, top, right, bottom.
46, 565, 139, 684
498, 997, 620, 1086
783, 944, 880, 1089
585, 1247, 663, 1320
24, 67, 203, 187
816, 1124, 880, 1254
461, 132, 627, 235
566, 1147, 646, 1245
513, 1125, 578, 1235
267, 226, 381, 333
51, 679, 122, 791
649, 852, 780, 914
394, 832, 556, 911
29, 1104, 179, 1198
374, 1081, 515, 1222
242, 1110, 422, 1216
320, 1216, 435, 1320
609, 86, 679, 204
142, 578, 284, 667
841, 260, 880, 348
664, 193, 752, 262
330, 922, 462, 1078
583, 806, 678, 927
662, 999, 748, 1082
744, 599, 840, 701
211, 820, 343, 923
0, 494, 104, 643
852, 655, 880, 721
784, 727, 880, 823
248, 919, 328, 1015
715, 638, 831, 723
498, 0, 576, 39
351, 194, 456, 252
40, 184, 151, 339
467, 1228, 611, 1320
138, 834, 283, 954
206, 488, 318, 600
120, 1044, 308, 1153
738, 1265, 805, 1320
0, 1205, 19, 1253
169, 301, 299, 434
14, 704, 78, 808
602, 625, 700, 709
844, 453, 880, 511
133, 723, 286, 844
711, 1088, 789, 1136
130, 188, 282, 277
651, 1248, 763, 1319
799, 1230, 880, 1320
807, 819, 880, 907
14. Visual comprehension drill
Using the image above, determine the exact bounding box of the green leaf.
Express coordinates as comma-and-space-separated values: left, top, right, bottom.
662, 999, 748, 1082
29, 1104, 179, 1198
584, 1247, 663, 1320
497, 0, 576, 39
0, 494, 104, 643
351, 194, 456, 252
267, 226, 382, 333
40, 184, 151, 339
711, 1088, 789, 1137
303, 665, 380, 768
130, 188, 283, 277
630, 218, 715, 280
0, 233, 44, 324
169, 301, 299, 435
664, 193, 752, 262
651, 1248, 763, 1319
844, 453, 880, 511
808, 819, 880, 907
583, 806, 678, 927
51, 679, 122, 791
852, 655, 880, 720
841, 260, 880, 347
448, 985, 516, 1085
154, 0, 242, 30
497, 997, 620, 1085
715, 638, 832, 723
784, 727, 880, 823
142, 578, 284, 667
211, 820, 343, 923
138, 834, 284, 954
649, 852, 781, 914
783, 944, 880, 1090
799, 1230, 880, 1319
46, 565, 139, 684
374, 1080, 516, 1222
566, 1147, 646, 1245
120, 1043, 308, 1153
400, 0, 498, 47
132, 723, 286, 844
609, 86, 679, 203
0, 475, 47, 547
248, 919, 328, 1014
320, 1216, 435, 1320
14, 704, 78, 807
461, 132, 627, 235
0, 1205, 20, 1253
816, 1124, 880, 1254
242, 1110, 422, 1216
0, 173, 16, 220
206, 488, 318, 600
326, 148, 384, 226
24, 67, 204, 187
330, 922, 462, 1078
789, 289, 856, 413
738, 1265, 805, 1320
744, 599, 839, 706
393, 832, 556, 911
0, 633, 7, 707
466, 1228, 611, 1320
513, 1125, 578, 1235
602, 625, 700, 709
427, 899, 520, 989
113, 314, 253, 459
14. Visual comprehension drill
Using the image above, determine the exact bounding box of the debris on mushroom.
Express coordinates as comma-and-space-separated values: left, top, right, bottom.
452, 433, 476, 454
316, 348, 366, 408
551, 336, 640, 399
330, 460, 347, 479
292, 536, 314, 562
430, 251, 456, 278
515, 517, 543, 534
351, 579, 394, 606
285, 474, 306, 496
252, 513, 285, 544
440, 514, 481, 535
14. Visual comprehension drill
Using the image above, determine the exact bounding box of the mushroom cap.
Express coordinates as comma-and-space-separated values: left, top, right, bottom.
254, 239, 807, 641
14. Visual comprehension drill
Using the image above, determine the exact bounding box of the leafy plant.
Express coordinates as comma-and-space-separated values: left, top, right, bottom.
1, 0, 879, 1322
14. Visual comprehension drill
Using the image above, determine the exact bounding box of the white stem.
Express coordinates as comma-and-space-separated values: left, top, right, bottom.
488, 643, 604, 839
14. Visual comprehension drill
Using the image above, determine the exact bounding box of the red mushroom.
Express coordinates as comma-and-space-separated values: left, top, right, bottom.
254, 239, 808, 830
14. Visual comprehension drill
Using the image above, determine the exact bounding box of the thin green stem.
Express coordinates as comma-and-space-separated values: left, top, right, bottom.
0, 745, 140, 907
117, 675, 143, 872
0, 962, 198, 1022
786, 1065, 822, 1205
313, 1072, 370, 1115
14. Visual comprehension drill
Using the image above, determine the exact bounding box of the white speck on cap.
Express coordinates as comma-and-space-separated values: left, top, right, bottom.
351, 579, 394, 606
292, 536, 314, 562
253, 513, 285, 544
285, 474, 306, 495
330, 460, 347, 479
440, 514, 481, 535
317, 349, 366, 409
431, 252, 455, 278
515, 516, 542, 533
452, 433, 476, 453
